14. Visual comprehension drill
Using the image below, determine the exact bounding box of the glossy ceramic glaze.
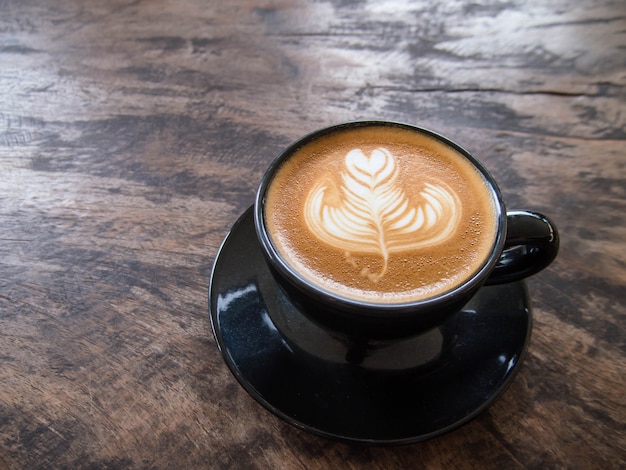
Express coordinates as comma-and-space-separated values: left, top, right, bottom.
209, 208, 532, 445
253, 121, 557, 339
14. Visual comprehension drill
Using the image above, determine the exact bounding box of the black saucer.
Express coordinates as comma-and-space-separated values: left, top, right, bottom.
209, 207, 532, 445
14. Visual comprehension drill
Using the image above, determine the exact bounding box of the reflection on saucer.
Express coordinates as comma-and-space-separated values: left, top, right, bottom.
269, 286, 445, 371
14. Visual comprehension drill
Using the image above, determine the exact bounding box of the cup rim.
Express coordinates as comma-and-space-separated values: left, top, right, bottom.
254, 120, 507, 317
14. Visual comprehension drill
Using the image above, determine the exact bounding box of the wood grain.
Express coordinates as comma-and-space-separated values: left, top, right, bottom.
1, 0, 624, 468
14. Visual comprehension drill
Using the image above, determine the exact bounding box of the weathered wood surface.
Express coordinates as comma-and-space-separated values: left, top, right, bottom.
1, 0, 624, 468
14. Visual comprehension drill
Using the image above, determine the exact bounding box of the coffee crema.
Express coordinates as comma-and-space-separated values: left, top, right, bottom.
264, 125, 498, 304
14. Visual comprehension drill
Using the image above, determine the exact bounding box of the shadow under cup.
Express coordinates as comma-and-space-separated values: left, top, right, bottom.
254, 121, 559, 340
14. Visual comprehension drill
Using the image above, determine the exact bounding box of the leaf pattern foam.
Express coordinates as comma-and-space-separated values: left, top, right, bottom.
304, 148, 461, 282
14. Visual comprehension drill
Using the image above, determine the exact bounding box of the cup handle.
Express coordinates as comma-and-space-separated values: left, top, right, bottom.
484, 210, 559, 286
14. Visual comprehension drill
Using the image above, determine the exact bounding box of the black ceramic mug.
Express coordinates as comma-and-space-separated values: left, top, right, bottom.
254, 121, 558, 339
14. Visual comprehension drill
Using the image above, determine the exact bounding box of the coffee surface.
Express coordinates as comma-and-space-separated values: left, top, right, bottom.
264, 125, 498, 303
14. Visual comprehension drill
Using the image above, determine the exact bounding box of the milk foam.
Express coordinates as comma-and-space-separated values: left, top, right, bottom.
264, 124, 499, 304
304, 148, 461, 281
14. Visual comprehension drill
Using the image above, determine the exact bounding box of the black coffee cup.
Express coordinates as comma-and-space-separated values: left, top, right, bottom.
254, 121, 558, 339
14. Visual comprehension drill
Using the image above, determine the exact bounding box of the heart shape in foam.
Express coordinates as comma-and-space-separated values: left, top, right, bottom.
345, 148, 395, 188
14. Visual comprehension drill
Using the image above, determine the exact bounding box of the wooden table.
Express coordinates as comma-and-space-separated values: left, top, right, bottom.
1, 0, 624, 468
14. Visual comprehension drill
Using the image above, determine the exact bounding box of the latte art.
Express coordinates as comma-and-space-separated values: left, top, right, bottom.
264, 124, 498, 303
304, 148, 461, 281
